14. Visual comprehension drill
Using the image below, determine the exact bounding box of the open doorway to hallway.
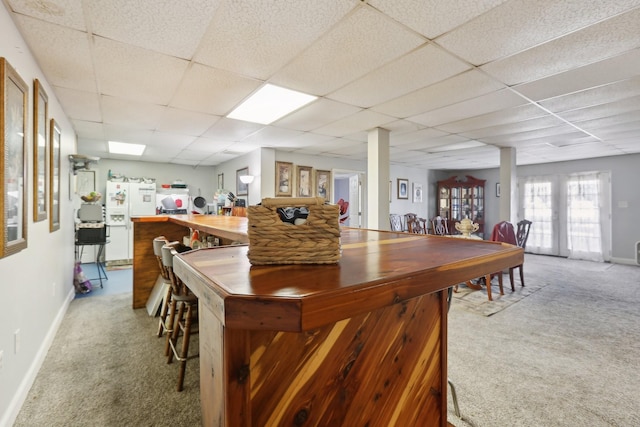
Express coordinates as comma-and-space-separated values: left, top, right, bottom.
333, 170, 366, 228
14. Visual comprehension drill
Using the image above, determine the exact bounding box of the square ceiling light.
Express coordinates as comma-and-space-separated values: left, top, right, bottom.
108, 141, 146, 156
227, 84, 317, 125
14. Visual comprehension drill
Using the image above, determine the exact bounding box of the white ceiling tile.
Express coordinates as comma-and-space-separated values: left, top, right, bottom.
481, 7, 640, 85
313, 110, 396, 137
93, 37, 189, 105
72, 120, 104, 140
328, 44, 471, 107
102, 125, 154, 145
155, 108, 221, 137
13, 15, 96, 91
201, 117, 264, 141
373, 70, 506, 118
369, 0, 506, 39
459, 114, 565, 139
513, 49, 640, 101
55, 87, 101, 122
87, 0, 220, 59
75, 137, 107, 157
437, 0, 640, 65
577, 111, 640, 133
195, 0, 354, 80
242, 127, 306, 147
555, 95, 640, 123
538, 75, 640, 113
7, 0, 86, 30
438, 104, 553, 134
101, 96, 166, 130
170, 63, 261, 116
185, 137, 235, 153
389, 127, 448, 146
274, 99, 361, 132
270, 5, 425, 95
478, 124, 581, 145
145, 132, 195, 150
408, 89, 527, 127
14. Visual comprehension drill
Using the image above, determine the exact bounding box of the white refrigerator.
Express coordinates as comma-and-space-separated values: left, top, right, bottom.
105, 181, 156, 262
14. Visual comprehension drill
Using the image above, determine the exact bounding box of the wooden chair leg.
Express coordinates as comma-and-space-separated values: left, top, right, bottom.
156, 284, 172, 337
485, 274, 492, 301
176, 303, 194, 392
519, 265, 525, 287
163, 299, 177, 357
167, 301, 185, 363
497, 272, 504, 295
508, 268, 515, 291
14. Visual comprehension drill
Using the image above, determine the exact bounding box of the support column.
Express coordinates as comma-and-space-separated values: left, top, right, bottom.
367, 128, 390, 230
499, 147, 517, 223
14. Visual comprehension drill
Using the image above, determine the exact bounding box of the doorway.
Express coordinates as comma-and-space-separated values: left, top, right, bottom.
333, 170, 366, 228
518, 171, 611, 261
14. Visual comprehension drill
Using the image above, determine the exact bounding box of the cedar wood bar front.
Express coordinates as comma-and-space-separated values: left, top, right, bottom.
173, 227, 523, 426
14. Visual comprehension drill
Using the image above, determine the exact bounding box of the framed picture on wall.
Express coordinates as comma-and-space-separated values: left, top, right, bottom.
49, 119, 61, 232
397, 178, 409, 200
1, 57, 29, 258
217, 173, 224, 190
236, 167, 249, 196
413, 183, 423, 203
33, 78, 48, 222
275, 161, 293, 197
297, 165, 313, 197
315, 170, 331, 202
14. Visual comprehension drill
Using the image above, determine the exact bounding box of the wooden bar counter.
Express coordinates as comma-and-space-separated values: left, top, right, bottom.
130, 214, 248, 308
173, 228, 523, 427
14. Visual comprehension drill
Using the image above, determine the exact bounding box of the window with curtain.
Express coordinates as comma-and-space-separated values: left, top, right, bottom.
566, 172, 604, 262
521, 176, 555, 255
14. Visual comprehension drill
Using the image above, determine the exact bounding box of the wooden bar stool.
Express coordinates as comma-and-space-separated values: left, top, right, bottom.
153, 236, 173, 354
161, 243, 198, 392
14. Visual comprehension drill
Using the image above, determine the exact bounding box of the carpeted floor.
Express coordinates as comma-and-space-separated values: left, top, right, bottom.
13, 254, 640, 426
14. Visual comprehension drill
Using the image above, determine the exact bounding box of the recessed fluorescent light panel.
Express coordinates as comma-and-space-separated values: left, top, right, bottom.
227, 84, 317, 125
108, 141, 146, 156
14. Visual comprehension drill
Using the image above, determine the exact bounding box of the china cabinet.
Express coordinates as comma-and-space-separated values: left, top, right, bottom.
436, 175, 485, 236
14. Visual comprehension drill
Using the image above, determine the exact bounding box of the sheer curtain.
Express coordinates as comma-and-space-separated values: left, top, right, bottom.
520, 176, 555, 255
566, 172, 604, 262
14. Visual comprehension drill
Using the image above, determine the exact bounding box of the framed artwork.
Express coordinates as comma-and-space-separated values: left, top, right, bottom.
397, 178, 408, 200
236, 167, 249, 196
217, 173, 224, 189
76, 170, 95, 195
49, 119, 61, 232
275, 161, 293, 197
297, 165, 313, 197
33, 79, 48, 222
413, 183, 423, 203
315, 170, 331, 202
1, 57, 29, 258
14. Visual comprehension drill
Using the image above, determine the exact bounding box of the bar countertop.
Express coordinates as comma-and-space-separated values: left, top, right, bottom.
174, 228, 523, 332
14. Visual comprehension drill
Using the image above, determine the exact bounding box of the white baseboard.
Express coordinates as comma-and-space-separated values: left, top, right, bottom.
610, 257, 638, 266
0, 287, 75, 427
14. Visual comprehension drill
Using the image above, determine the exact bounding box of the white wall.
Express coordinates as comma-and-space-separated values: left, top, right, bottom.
0, 4, 79, 425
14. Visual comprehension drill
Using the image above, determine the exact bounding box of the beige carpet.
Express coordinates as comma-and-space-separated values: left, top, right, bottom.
452, 274, 552, 316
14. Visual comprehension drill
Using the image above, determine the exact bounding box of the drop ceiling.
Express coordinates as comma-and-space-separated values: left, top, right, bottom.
4, 0, 640, 170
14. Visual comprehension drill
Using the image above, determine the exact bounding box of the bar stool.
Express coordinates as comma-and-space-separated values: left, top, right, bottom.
153, 236, 173, 354
161, 243, 198, 392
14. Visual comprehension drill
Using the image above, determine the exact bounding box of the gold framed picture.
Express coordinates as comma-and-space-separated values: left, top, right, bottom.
315, 169, 331, 202
297, 165, 313, 197
49, 119, 61, 232
1, 57, 29, 258
275, 161, 293, 197
33, 78, 48, 222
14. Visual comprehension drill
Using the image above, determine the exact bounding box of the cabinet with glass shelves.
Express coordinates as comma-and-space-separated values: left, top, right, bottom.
436, 175, 486, 237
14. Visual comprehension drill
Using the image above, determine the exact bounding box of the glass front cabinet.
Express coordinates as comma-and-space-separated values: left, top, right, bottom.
436, 175, 486, 237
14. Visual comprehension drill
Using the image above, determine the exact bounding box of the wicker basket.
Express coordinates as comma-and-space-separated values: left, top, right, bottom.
247, 197, 341, 265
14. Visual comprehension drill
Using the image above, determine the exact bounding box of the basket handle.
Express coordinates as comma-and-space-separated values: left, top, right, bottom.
261, 197, 326, 208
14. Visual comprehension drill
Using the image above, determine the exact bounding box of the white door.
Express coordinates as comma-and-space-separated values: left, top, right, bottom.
518, 172, 611, 261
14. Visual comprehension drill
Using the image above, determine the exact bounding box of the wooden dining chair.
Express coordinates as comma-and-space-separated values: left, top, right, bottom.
431, 216, 449, 235
511, 219, 532, 287
490, 221, 522, 291
389, 214, 404, 232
